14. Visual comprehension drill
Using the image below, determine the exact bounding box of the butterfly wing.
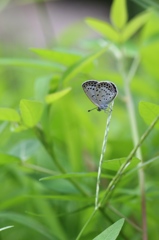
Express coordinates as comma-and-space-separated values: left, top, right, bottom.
82, 80, 100, 107
95, 81, 118, 109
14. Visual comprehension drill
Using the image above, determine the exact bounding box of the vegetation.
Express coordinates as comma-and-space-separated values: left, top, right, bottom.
0, 0, 159, 239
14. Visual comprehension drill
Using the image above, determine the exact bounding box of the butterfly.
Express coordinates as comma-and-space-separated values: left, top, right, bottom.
82, 80, 118, 112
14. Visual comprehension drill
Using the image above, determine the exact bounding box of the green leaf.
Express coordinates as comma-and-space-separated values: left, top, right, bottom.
31, 48, 82, 67
110, 0, 128, 30
125, 156, 159, 176
40, 172, 109, 181
30, 195, 94, 202
122, 12, 150, 41
45, 87, 71, 104
139, 101, 159, 129
86, 18, 119, 42
0, 212, 53, 239
20, 99, 43, 127
102, 157, 140, 172
0, 108, 20, 122
0, 58, 64, 71
93, 218, 125, 240
0, 153, 20, 165
61, 47, 108, 85
34, 75, 53, 101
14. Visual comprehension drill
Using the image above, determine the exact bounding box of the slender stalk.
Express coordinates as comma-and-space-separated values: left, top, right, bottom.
108, 205, 142, 232
75, 209, 97, 240
75, 115, 159, 239
118, 51, 148, 240
100, 114, 159, 205
95, 101, 114, 209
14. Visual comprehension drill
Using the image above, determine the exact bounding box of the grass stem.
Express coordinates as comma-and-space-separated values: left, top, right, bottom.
95, 101, 114, 209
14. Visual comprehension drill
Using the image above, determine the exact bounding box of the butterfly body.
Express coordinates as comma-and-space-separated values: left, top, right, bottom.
82, 80, 117, 111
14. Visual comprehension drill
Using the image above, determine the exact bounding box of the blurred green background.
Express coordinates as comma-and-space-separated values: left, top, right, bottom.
0, 0, 159, 239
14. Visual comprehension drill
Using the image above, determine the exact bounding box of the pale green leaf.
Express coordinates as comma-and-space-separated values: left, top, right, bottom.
0, 108, 20, 122
0, 153, 20, 165
93, 218, 125, 240
102, 157, 140, 172
20, 99, 43, 127
45, 87, 71, 104
0, 58, 64, 71
139, 101, 159, 129
31, 48, 82, 67
122, 12, 150, 41
110, 0, 128, 30
61, 47, 108, 85
86, 18, 119, 42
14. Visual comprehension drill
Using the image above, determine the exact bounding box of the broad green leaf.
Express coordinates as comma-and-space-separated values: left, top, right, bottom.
20, 99, 43, 127
110, 0, 128, 30
86, 18, 119, 42
125, 156, 159, 176
102, 157, 140, 172
61, 47, 108, 85
0, 226, 14, 232
0, 58, 64, 71
46, 87, 71, 104
122, 12, 150, 41
31, 48, 82, 67
141, 13, 159, 42
0, 153, 20, 165
93, 218, 125, 240
0, 108, 20, 122
139, 101, 159, 129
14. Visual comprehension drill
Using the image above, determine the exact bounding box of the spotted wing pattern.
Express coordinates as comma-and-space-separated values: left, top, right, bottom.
95, 81, 117, 110
82, 80, 99, 107
82, 80, 118, 111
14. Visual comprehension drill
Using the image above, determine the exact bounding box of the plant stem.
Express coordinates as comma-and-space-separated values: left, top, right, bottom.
100, 114, 159, 205
75, 115, 159, 239
75, 209, 97, 240
95, 101, 114, 209
118, 53, 148, 240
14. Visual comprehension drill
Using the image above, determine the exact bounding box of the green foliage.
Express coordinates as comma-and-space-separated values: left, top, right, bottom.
20, 100, 43, 127
0, 0, 159, 239
45, 87, 72, 104
93, 218, 125, 240
110, 0, 128, 30
139, 101, 159, 129
0, 108, 20, 122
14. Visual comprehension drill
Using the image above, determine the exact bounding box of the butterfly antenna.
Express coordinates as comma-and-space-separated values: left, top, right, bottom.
88, 107, 98, 112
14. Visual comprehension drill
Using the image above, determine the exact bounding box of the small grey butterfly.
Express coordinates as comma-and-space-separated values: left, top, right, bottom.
82, 80, 118, 112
